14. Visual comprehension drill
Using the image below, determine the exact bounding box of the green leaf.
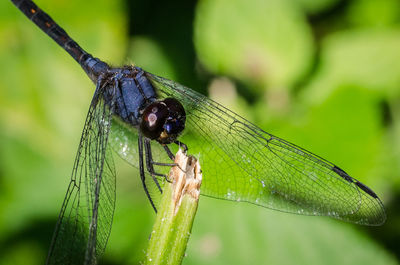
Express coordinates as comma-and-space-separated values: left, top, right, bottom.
301, 29, 400, 104
290, 0, 341, 14
347, 0, 400, 27
127, 37, 177, 80
185, 198, 398, 265
194, 0, 314, 89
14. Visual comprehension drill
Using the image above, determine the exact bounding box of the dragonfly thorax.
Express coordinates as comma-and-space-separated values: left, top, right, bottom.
103, 66, 186, 144
104, 66, 158, 126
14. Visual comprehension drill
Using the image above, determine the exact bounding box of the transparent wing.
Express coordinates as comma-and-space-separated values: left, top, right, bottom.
109, 117, 182, 169
146, 72, 386, 226
46, 82, 116, 265
108, 118, 172, 207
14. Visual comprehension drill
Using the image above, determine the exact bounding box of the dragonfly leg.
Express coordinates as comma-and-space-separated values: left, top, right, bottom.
163, 144, 176, 160
174, 140, 188, 153
138, 133, 158, 213
144, 139, 171, 186
161, 144, 187, 174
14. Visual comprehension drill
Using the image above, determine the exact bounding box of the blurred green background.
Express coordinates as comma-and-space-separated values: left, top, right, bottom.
1, 0, 400, 264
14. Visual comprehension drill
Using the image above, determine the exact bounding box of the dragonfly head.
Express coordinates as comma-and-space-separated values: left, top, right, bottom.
140, 98, 186, 144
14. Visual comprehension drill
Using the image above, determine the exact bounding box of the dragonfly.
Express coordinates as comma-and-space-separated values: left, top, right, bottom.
11, 0, 386, 264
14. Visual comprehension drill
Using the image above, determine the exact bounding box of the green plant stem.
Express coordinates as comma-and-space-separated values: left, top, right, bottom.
145, 150, 202, 265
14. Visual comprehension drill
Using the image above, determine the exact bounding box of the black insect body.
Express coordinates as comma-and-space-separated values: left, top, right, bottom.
11, 0, 386, 264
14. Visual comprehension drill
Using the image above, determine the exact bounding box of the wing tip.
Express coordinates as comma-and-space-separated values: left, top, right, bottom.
332, 165, 380, 199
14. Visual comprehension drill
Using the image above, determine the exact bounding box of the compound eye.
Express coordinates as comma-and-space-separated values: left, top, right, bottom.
164, 119, 184, 134
162, 98, 186, 134
163, 98, 185, 115
140, 102, 168, 139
